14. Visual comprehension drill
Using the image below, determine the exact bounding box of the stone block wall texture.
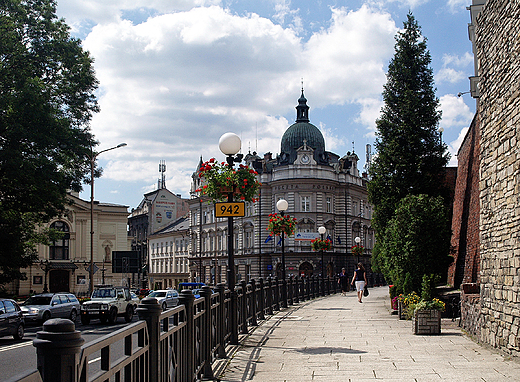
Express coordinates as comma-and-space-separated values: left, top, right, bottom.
448, 114, 481, 288
476, 0, 520, 357
460, 291, 482, 338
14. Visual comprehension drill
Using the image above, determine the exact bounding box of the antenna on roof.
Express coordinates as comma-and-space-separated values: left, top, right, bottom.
158, 160, 166, 189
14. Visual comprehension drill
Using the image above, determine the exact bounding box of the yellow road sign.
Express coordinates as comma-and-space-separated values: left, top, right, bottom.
215, 202, 245, 217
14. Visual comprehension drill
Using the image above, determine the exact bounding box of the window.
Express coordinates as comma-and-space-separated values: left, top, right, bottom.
245, 231, 252, 248
49, 221, 70, 260
301, 196, 310, 212
326, 197, 332, 213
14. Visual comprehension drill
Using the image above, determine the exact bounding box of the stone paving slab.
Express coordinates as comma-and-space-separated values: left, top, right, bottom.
217, 286, 520, 382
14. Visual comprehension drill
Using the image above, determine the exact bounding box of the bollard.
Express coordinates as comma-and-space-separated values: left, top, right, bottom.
178, 290, 196, 382
250, 279, 258, 326
33, 318, 84, 382
200, 286, 215, 379
215, 283, 227, 358
258, 278, 265, 320
137, 296, 162, 382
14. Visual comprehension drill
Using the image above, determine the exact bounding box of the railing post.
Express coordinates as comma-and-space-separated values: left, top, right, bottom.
293, 276, 299, 304
258, 278, 265, 320
273, 276, 280, 311
326, 276, 330, 295
137, 295, 162, 382
33, 319, 84, 382
287, 276, 293, 306
200, 286, 215, 380
250, 279, 258, 326
266, 277, 273, 315
215, 283, 227, 358
178, 289, 196, 382
240, 280, 248, 334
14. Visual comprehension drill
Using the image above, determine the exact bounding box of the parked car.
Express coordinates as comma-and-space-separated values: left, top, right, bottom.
21, 293, 80, 324
146, 290, 179, 311
130, 292, 140, 313
0, 298, 24, 340
136, 289, 152, 298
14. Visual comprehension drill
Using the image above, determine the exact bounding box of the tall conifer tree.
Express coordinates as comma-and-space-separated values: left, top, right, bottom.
368, 13, 449, 279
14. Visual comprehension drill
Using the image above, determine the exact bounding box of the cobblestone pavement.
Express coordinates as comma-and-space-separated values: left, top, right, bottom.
216, 286, 520, 382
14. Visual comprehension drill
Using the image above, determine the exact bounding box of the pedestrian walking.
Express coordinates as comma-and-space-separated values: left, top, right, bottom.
338, 268, 350, 296
351, 263, 367, 303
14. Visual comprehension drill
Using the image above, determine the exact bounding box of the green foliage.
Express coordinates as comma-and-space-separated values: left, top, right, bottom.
311, 238, 332, 252
413, 298, 445, 313
421, 274, 434, 301
380, 194, 451, 293
368, 12, 449, 239
267, 214, 297, 237
0, 0, 98, 284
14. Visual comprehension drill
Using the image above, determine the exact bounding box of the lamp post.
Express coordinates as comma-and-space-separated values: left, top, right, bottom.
40, 260, 50, 293
318, 226, 326, 296
89, 143, 127, 295
354, 236, 361, 263
276, 198, 289, 308
219, 132, 242, 345
438, 127, 444, 143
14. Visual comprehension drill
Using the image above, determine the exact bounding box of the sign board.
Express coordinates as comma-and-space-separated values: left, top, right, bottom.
294, 232, 320, 241
215, 202, 245, 217
112, 251, 140, 273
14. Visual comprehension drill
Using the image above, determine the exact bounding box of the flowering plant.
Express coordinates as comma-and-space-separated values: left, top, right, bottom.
413, 298, 445, 313
195, 158, 260, 202
351, 244, 364, 257
311, 238, 332, 251
267, 213, 297, 237
391, 296, 399, 310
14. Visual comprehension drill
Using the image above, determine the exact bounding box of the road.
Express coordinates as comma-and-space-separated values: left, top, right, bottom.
0, 315, 139, 381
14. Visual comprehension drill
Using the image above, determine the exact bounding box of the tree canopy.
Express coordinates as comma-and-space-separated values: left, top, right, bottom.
367, 13, 450, 289
0, 0, 99, 285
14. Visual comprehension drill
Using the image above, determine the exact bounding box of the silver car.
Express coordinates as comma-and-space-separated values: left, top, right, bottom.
21, 293, 81, 324
146, 290, 179, 311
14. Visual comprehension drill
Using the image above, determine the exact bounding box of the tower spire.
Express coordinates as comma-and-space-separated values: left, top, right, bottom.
296, 84, 309, 123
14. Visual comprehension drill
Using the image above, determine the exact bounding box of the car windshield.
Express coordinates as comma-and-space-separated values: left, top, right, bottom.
24, 296, 52, 305
92, 289, 116, 298
149, 291, 166, 297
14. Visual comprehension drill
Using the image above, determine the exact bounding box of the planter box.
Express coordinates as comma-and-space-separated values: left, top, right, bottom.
413, 309, 441, 335
398, 300, 407, 320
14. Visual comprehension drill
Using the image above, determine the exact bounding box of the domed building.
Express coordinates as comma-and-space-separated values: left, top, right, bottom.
189, 90, 377, 285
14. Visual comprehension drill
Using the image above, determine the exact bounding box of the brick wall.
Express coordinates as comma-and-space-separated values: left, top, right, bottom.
447, 114, 480, 287
476, 0, 520, 357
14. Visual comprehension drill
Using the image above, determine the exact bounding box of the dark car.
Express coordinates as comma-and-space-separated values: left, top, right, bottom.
21, 292, 81, 324
0, 298, 24, 340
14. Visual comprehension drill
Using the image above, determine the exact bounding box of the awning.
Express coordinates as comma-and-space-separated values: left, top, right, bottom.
49, 262, 78, 270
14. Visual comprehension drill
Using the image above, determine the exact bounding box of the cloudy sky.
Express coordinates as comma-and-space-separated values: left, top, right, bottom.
56, 0, 476, 209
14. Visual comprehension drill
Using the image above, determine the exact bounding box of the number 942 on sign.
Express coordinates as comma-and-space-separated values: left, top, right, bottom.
215, 202, 245, 217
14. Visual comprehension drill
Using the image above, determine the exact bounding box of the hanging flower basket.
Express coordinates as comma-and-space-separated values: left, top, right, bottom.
310, 238, 332, 251
195, 158, 260, 202
351, 244, 364, 257
267, 213, 297, 237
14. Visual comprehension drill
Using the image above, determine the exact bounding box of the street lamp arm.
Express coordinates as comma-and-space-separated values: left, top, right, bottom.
92, 143, 127, 161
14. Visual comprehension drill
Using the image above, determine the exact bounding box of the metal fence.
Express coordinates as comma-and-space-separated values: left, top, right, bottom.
9, 275, 339, 382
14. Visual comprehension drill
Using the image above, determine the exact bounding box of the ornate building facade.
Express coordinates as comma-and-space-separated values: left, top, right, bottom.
189, 91, 376, 285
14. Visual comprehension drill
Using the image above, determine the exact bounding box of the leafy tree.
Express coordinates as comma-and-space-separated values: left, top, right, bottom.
0, 0, 99, 285
367, 13, 449, 279
382, 194, 451, 293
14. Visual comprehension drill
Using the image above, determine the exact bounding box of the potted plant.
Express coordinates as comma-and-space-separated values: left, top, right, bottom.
400, 291, 419, 320
311, 238, 332, 251
412, 275, 445, 334
267, 213, 297, 237
196, 158, 260, 202
351, 244, 364, 258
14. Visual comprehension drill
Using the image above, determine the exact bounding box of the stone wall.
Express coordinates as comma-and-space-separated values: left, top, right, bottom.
476, 0, 520, 357
448, 114, 480, 288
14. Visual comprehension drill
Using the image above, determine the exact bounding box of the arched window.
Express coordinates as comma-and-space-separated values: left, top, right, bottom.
49, 221, 70, 260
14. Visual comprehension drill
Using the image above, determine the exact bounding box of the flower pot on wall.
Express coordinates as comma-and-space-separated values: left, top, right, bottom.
413, 309, 441, 335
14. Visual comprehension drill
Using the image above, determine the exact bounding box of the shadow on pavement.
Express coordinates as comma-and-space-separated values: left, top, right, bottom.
292, 346, 366, 355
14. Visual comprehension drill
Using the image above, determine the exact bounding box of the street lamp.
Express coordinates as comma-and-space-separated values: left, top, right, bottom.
276, 198, 288, 308
39, 260, 50, 293
318, 226, 326, 296
354, 236, 361, 263
219, 132, 242, 345
89, 142, 127, 295
438, 127, 444, 143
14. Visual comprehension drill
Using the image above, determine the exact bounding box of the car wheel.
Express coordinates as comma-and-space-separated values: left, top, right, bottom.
108, 308, 118, 324
70, 309, 77, 322
42, 311, 51, 323
124, 305, 133, 323
162, 302, 167, 311
81, 315, 90, 325
13, 324, 24, 340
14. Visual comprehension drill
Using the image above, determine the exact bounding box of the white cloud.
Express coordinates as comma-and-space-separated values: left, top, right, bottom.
447, 0, 467, 14
448, 126, 469, 166
436, 52, 473, 84
439, 94, 474, 130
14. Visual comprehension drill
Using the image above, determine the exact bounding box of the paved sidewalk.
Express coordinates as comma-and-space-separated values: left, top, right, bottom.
217, 286, 520, 381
